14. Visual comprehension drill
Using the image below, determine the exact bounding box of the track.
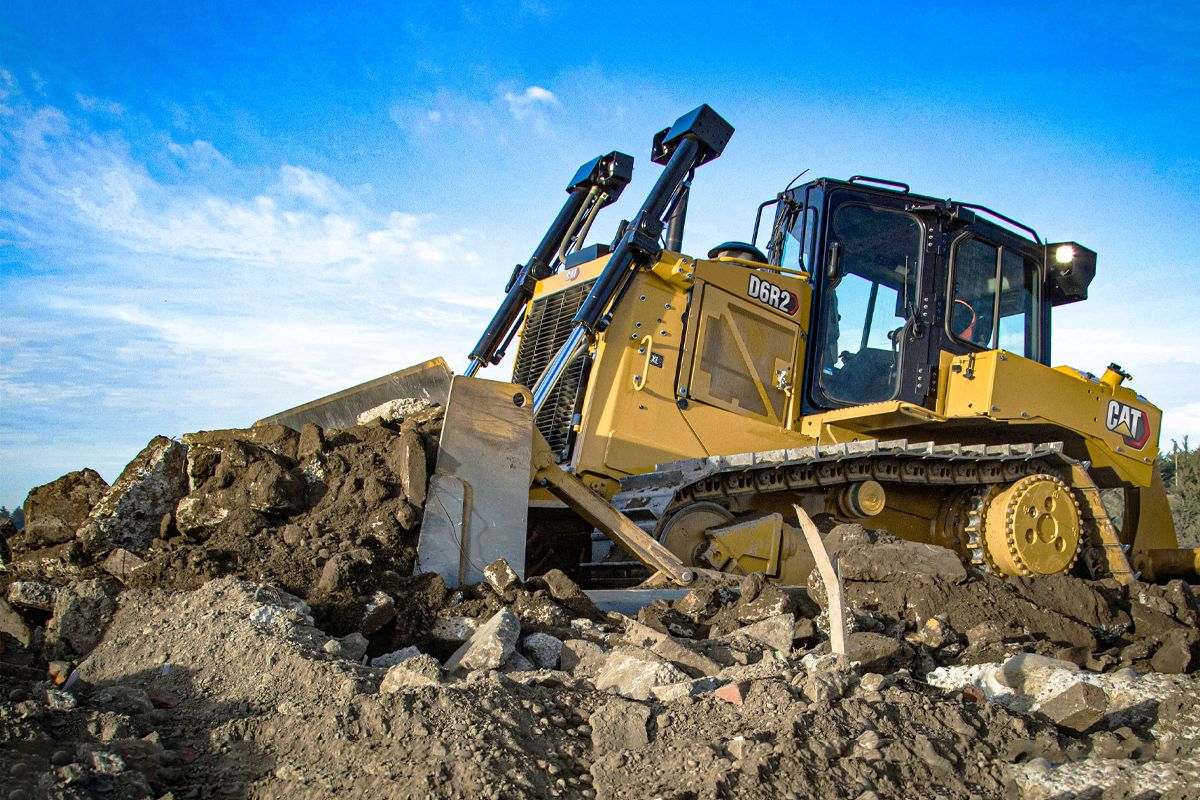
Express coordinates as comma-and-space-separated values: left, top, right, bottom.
600, 438, 1133, 581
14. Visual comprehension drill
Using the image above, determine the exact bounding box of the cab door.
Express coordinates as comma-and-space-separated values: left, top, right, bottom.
806, 189, 937, 411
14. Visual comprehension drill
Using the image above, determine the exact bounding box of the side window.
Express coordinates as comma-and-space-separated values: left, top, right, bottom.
782, 207, 817, 272
997, 250, 1037, 354
951, 238, 998, 348
817, 205, 922, 405
950, 237, 1039, 358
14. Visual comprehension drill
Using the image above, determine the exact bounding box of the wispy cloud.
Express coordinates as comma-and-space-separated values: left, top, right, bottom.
0, 73, 495, 504
391, 82, 562, 140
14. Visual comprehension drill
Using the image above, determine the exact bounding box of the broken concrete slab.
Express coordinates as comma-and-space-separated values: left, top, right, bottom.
444, 608, 520, 674
593, 646, 688, 700
379, 653, 443, 691
77, 436, 188, 553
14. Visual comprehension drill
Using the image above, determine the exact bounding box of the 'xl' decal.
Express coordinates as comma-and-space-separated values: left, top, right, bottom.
1106, 400, 1150, 449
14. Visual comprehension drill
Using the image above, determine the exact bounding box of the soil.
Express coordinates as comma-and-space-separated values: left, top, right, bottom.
2, 420, 1198, 799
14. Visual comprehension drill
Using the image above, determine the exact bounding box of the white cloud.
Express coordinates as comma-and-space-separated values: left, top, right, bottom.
0, 92, 504, 507
503, 85, 558, 121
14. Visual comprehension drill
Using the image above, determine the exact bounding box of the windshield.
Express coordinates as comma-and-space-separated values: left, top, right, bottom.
817, 204, 922, 405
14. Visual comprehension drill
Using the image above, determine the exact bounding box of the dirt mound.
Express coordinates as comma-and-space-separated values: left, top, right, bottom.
3, 423, 1199, 798
3, 408, 443, 636
4, 575, 1197, 799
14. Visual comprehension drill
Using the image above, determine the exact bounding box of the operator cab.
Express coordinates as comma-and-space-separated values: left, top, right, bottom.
758, 176, 1095, 414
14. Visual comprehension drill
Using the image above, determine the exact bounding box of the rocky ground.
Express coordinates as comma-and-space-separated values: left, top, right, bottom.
2, 406, 1198, 799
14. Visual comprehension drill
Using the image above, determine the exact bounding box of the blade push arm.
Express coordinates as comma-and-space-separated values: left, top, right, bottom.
465, 151, 634, 377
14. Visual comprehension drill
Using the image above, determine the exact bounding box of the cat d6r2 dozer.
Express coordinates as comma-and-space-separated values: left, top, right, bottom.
259, 104, 1196, 588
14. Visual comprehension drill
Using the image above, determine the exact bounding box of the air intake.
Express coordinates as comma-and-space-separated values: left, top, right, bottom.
512, 280, 596, 461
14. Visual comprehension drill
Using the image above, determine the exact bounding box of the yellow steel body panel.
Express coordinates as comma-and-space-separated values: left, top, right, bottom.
569, 260, 817, 487
939, 351, 1159, 486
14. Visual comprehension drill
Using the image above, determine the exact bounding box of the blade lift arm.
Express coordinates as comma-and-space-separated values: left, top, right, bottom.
530, 105, 734, 412
465, 151, 634, 377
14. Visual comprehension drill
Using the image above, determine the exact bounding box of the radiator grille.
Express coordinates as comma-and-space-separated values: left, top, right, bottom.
512, 280, 595, 461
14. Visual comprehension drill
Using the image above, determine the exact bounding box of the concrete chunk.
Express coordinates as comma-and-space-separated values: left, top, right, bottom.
1037, 681, 1108, 732
77, 436, 188, 553
484, 559, 521, 595
360, 591, 396, 635
7, 580, 60, 611
522, 632, 563, 669
559, 639, 607, 678
444, 608, 520, 674
101, 548, 147, 584
22, 468, 109, 548
0, 597, 33, 648
593, 646, 688, 700
370, 646, 421, 668
725, 613, 795, 652
380, 654, 443, 691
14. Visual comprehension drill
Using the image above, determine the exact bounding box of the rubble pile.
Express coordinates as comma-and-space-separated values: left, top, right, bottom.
2, 415, 1199, 799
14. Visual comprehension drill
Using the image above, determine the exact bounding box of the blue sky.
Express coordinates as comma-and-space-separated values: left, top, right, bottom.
2, 1, 1198, 509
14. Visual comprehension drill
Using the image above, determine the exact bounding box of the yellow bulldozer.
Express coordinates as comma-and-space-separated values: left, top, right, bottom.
259, 105, 1196, 589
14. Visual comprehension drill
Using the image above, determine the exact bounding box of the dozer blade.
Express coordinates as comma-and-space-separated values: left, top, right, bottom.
417, 375, 534, 586
255, 357, 453, 430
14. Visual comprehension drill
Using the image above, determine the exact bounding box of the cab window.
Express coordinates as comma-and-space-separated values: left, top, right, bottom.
950, 236, 1038, 358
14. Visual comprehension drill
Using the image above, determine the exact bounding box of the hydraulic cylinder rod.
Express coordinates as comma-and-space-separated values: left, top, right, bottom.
532, 105, 733, 412
465, 151, 633, 377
